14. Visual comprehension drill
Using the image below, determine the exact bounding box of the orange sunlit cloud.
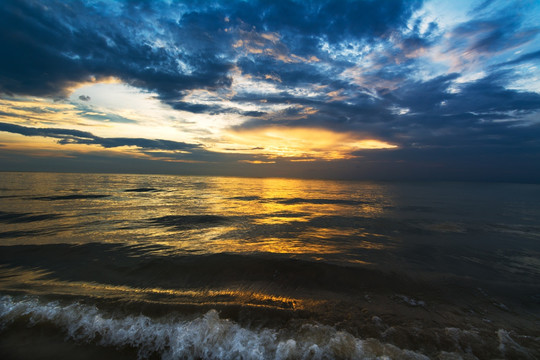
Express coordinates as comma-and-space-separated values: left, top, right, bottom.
232, 29, 319, 64
239, 160, 277, 164
64, 76, 122, 95
223, 126, 397, 160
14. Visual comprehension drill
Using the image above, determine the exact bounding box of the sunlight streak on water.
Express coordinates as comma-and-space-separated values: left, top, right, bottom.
0, 173, 395, 260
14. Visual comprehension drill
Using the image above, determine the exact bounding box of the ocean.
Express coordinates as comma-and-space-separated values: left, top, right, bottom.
0, 172, 539, 359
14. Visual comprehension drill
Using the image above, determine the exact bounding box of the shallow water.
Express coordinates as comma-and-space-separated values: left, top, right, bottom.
0, 172, 539, 359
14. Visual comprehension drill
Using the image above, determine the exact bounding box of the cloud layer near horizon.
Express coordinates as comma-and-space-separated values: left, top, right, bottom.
0, 0, 539, 181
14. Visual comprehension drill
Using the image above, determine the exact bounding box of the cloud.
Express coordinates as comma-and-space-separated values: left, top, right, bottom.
225, 126, 397, 160
0, 0, 424, 101
495, 49, 540, 67
170, 101, 266, 117
437, 8, 540, 72
0, 0, 234, 101
452, 18, 538, 55
1, 0, 540, 181
231, 0, 424, 44
0, 122, 201, 151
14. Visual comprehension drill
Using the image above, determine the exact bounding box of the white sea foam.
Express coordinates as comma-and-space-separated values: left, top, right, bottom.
394, 295, 425, 307
0, 295, 435, 360
497, 329, 535, 359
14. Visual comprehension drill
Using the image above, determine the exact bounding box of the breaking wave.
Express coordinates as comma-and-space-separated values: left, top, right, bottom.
0, 295, 434, 360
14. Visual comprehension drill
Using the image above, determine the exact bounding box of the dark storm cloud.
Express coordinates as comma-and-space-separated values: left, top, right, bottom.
0, 121, 267, 166
0, 0, 423, 101
0, 0, 428, 132
170, 102, 229, 114
78, 95, 91, 101
388, 73, 460, 113
0, 122, 201, 151
399, 69, 540, 118
0, 0, 234, 100
232, 0, 423, 44
441, 72, 540, 113
372, 69, 540, 148
171, 101, 266, 117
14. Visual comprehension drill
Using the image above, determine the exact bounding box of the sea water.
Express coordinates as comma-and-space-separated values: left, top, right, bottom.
0, 172, 539, 359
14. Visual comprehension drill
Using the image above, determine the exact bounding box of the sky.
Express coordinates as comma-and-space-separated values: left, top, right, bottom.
0, 0, 539, 182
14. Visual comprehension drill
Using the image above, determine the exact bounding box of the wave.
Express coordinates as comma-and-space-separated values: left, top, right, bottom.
149, 215, 230, 230
0, 229, 58, 239
32, 194, 110, 201
0, 210, 62, 224
230, 196, 367, 206
275, 198, 367, 206
0, 243, 408, 293
0, 295, 434, 360
1, 244, 539, 359
124, 188, 160, 192
230, 196, 262, 201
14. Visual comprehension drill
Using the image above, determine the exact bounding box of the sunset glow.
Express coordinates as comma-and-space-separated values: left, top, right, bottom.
1, 2, 539, 357
0, 0, 538, 181
224, 126, 397, 160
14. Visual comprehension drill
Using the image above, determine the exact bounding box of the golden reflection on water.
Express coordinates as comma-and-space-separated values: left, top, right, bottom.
0, 173, 395, 258
0, 173, 401, 315
148, 223, 391, 259
0, 267, 315, 311
251, 215, 310, 225
227, 237, 344, 255
298, 227, 368, 240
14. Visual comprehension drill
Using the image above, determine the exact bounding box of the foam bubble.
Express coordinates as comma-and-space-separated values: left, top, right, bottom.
0, 295, 437, 359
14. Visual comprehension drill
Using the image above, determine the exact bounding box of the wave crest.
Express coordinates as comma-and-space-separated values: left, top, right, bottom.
0, 295, 433, 360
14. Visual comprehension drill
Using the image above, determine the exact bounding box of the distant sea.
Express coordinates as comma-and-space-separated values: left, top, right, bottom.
0, 172, 539, 359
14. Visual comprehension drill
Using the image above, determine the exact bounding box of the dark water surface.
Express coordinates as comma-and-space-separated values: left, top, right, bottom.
0, 172, 539, 359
